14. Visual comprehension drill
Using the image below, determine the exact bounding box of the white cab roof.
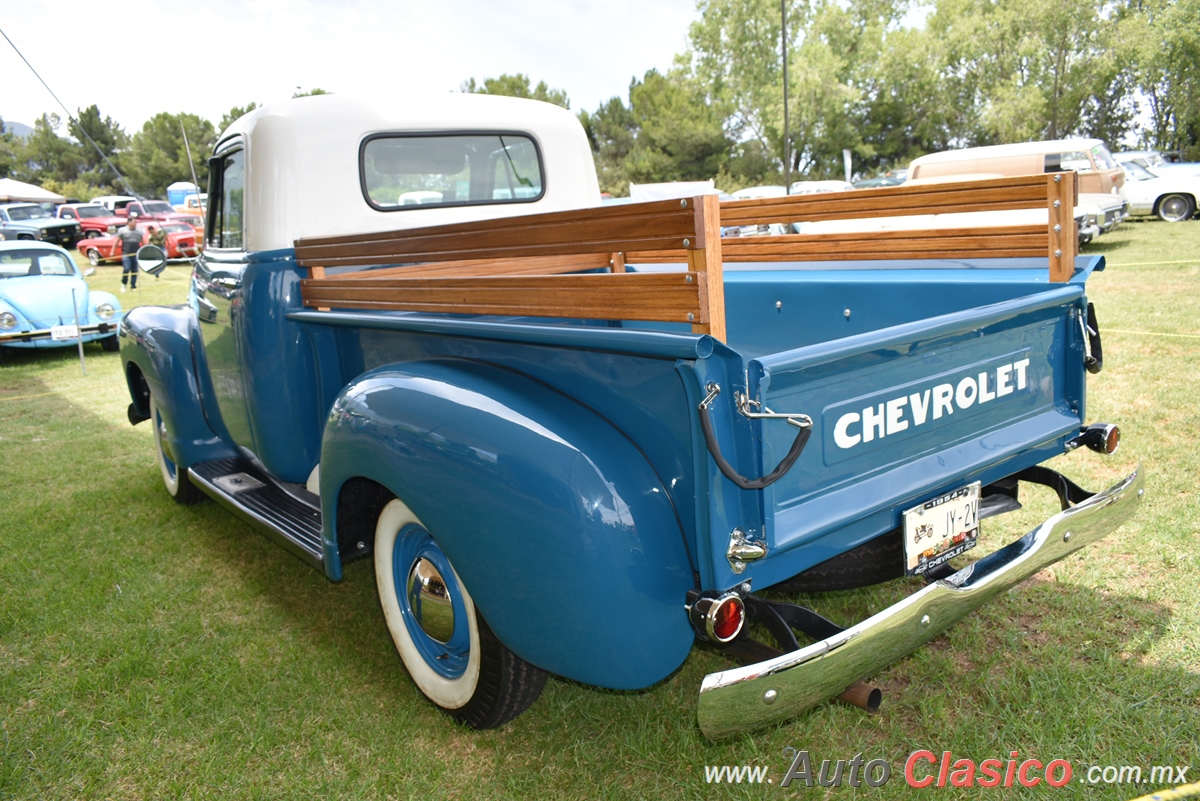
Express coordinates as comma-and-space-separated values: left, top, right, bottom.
216, 93, 600, 252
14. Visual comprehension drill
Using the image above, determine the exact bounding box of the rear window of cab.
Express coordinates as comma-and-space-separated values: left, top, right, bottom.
360, 133, 545, 211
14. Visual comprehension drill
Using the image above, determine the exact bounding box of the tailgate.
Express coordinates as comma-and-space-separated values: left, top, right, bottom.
744, 285, 1087, 582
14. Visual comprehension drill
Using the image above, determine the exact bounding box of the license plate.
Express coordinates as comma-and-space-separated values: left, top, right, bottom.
903, 482, 980, 576
50, 324, 79, 341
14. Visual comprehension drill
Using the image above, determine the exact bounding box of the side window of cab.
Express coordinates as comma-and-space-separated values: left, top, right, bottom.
207, 145, 245, 250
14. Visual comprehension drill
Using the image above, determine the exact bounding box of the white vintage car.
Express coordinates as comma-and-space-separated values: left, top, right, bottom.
1113, 150, 1200, 179
1119, 161, 1200, 222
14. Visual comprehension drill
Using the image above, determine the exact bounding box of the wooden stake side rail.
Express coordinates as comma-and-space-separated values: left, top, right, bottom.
297, 173, 1078, 343
630, 224, 1052, 263
301, 272, 711, 324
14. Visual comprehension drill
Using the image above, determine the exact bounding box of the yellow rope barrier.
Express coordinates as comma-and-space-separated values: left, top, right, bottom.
1105, 329, 1200, 340
0, 391, 58, 403
1124, 781, 1200, 801
1105, 260, 1199, 267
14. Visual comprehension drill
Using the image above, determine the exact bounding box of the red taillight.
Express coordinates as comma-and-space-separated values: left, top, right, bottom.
688, 591, 747, 643
710, 595, 744, 642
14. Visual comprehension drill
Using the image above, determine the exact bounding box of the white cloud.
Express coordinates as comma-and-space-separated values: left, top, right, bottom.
1, 0, 698, 135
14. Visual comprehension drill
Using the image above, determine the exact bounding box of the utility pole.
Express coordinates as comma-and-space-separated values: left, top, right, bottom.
782, 0, 791, 194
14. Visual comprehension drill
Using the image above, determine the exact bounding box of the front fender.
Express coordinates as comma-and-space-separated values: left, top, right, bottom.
321, 358, 695, 690
120, 304, 236, 469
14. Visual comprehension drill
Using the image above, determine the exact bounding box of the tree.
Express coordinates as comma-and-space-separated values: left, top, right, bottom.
925, 0, 1126, 145
1120, 0, 1200, 159
122, 113, 215, 198
582, 70, 732, 195
581, 95, 638, 194
0, 118, 19, 178
69, 105, 128, 189
685, 0, 933, 181
686, 0, 790, 173
219, 103, 259, 133
13, 113, 84, 185
461, 74, 571, 109
293, 88, 330, 98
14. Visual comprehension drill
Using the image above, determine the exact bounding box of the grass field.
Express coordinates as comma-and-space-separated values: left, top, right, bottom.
2, 224, 1198, 800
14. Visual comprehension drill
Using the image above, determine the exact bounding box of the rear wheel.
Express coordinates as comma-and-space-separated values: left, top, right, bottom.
769, 530, 905, 593
1157, 193, 1196, 222
150, 394, 202, 504
374, 498, 546, 728
86, 249, 101, 266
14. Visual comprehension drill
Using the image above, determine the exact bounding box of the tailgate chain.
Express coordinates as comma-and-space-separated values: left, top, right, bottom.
698, 383, 812, 490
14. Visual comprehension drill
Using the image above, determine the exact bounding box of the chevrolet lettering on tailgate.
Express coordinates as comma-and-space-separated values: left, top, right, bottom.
833, 357, 1032, 450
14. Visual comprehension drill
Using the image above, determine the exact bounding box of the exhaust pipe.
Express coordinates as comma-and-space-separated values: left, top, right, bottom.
837, 682, 882, 712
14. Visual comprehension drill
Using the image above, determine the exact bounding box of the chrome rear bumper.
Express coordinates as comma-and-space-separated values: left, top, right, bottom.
698, 467, 1143, 739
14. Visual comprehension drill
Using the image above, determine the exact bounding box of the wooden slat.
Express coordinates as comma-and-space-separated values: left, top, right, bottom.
626, 224, 1049, 263
326, 253, 613, 280
719, 174, 1065, 225
301, 272, 707, 324
295, 197, 700, 268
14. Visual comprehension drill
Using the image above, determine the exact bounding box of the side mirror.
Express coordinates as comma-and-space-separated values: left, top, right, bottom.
84, 267, 96, 277
137, 244, 168, 276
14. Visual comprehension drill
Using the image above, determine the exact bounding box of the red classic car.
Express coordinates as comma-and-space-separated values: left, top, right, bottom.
77, 222, 200, 265
56, 203, 128, 240
115, 200, 202, 230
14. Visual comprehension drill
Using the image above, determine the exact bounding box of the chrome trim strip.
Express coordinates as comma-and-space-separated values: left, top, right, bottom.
697, 466, 1143, 739
0, 322, 115, 343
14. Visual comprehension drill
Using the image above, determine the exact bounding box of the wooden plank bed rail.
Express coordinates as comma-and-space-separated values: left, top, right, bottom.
628, 173, 1078, 282
298, 195, 727, 339
297, 173, 1077, 343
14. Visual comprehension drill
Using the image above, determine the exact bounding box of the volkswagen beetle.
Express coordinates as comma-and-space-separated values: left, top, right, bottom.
0, 241, 122, 352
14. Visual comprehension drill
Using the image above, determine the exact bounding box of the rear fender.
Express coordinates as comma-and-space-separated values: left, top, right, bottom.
320, 358, 695, 690
120, 304, 237, 469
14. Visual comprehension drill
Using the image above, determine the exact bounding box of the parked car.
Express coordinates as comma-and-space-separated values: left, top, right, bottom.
724, 186, 790, 236
79, 221, 200, 265
55, 203, 128, 239
908, 141, 1130, 235
853, 169, 907, 188
1118, 161, 1200, 222
789, 180, 855, 194
0, 241, 122, 352
89, 195, 137, 213
116, 200, 202, 229
174, 193, 207, 216
1113, 150, 1200, 179
0, 203, 83, 249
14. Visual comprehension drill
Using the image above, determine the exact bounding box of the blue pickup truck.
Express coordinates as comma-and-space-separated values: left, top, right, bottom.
118, 94, 1142, 738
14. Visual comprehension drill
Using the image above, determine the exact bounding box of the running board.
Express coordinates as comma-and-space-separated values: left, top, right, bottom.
189, 458, 324, 568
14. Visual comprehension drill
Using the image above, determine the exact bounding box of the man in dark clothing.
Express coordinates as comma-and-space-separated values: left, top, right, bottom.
118, 215, 143, 291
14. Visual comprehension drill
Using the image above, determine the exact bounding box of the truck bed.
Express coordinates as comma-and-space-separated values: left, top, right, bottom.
279, 174, 1092, 589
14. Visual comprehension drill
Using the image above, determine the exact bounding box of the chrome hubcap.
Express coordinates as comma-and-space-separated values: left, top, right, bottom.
406, 557, 455, 643
1162, 197, 1188, 220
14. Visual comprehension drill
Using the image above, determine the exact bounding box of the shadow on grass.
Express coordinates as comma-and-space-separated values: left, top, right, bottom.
3, 357, 1196, 799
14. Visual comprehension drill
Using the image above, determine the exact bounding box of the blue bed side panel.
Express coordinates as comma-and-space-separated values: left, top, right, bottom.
319, 358, 696, 690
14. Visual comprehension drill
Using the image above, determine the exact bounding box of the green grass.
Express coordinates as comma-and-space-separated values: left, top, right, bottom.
2, 231, 1199, 800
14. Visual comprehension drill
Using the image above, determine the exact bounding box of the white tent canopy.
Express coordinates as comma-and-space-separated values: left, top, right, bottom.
0, 178, 66, 204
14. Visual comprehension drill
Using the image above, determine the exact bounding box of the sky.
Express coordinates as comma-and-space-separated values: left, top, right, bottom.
1, 0, 701, 135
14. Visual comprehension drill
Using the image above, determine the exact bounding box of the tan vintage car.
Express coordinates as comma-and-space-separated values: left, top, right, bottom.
908, 139, 1129, 234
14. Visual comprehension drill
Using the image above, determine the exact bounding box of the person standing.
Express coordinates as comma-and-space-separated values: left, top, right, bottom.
118, 215, 143, 292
